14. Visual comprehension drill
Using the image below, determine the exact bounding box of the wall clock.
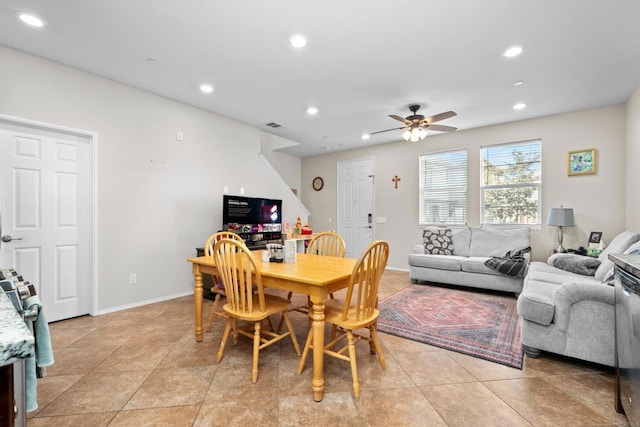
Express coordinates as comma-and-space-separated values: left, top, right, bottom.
312, 176, 324, 191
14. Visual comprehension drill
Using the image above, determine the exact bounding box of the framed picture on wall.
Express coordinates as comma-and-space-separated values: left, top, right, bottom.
567, 148, 596, 176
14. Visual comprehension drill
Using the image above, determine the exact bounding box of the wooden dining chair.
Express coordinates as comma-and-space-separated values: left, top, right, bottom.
213, 238, 301, 383
292, 231, 346, 307
203, 231, 246, 332
297, 240, 389, 397
306, 231, 346, 258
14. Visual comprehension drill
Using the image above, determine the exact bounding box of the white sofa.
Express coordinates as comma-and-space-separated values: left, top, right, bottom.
408, 226, 531, 295
517, 230, 640, 366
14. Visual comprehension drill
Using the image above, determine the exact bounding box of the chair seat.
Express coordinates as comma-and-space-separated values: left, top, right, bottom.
223, 294, 291, 321
324, 305, 379, 330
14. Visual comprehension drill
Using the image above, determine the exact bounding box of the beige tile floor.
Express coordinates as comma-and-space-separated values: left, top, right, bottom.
27, 270, 628, 426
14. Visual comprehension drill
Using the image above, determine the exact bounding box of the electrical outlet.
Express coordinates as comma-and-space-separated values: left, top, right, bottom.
129, 273, 137, 285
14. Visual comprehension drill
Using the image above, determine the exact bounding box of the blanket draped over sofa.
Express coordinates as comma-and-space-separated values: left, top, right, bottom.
484, 247, 531, 278
409, 226, 531, 294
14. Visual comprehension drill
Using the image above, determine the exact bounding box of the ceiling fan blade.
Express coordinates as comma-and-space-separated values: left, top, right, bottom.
369, 126, 408, 135
389, 114, 410, 124
425, 111, 457, 124
426, 124, 457, 132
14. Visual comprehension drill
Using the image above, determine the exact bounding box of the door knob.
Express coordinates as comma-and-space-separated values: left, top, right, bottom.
1, 235, 23, 243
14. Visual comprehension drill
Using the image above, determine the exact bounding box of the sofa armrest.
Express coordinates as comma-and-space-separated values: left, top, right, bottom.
411, 244, 425, 255
552, 281, 614, 331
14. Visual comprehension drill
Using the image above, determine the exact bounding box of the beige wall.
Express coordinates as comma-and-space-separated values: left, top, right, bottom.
627, 86, 640, 231
302, 104, 627, 269
0, 45, 307, 312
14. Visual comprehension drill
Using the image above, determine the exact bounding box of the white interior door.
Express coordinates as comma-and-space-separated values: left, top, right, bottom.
337, 158, 374, 258
0, 122, 92, 322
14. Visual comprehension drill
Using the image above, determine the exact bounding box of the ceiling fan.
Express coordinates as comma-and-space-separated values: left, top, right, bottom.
370, 104, 457, 142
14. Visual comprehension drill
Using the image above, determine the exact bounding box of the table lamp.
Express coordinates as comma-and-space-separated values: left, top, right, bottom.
546, 207, 575, 253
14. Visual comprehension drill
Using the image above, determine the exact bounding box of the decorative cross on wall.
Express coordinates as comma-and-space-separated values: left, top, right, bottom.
392, 175, 401, 189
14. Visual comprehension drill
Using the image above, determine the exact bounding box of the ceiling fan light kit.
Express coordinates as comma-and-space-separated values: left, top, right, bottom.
402, 127, 428, 142
371, 104, 457, 142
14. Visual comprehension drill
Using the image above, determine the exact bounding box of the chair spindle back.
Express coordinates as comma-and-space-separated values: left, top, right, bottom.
342, 240, 389, 321
307, 231, 346, 257
212, 239, 265, 315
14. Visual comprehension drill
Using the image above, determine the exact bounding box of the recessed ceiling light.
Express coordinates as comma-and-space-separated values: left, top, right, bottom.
147, 58, 159, 65
503, 45, 523, 58
513, 103, 527, 110
199, 84, 214, 94
361, 134, 370, 140
19, 13, 44, 27
306, 106, 318, 115
513, 80, 524, 86
290, 35, 307, 48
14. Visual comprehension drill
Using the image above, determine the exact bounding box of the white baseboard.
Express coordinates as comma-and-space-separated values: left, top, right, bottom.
385, 266, 409, 272
95, 290, 194, 316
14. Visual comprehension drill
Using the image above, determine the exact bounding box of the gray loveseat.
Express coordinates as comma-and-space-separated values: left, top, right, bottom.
517, 230, 640, 366
408, 226, 531, 295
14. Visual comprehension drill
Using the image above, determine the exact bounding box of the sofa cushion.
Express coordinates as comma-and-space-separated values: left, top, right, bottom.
460, 257, 505, 276
529, 261, 591, 277
517, 280, 558, 325
407, 254, 464, 271
452, 227, 472, 257
594, 231, 640, 281
526, 269, 601, 286
468, 227, 530, 257
422, 229, 455, 255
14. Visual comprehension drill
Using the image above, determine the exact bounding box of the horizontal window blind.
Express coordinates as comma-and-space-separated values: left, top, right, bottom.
419, 149, 467, 226
481, 140, 541, 225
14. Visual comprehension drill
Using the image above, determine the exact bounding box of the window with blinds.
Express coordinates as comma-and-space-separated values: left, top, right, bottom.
481, 139, 541, 225
419, 149, 467, 226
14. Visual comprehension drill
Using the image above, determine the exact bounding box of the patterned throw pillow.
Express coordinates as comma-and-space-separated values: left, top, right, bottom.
423, 229, 455, 255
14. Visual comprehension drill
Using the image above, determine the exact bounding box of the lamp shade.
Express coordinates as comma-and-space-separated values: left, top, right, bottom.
546, 207, 575, 227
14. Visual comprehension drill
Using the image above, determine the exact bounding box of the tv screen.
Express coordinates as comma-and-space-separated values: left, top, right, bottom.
222, 195, 282, 233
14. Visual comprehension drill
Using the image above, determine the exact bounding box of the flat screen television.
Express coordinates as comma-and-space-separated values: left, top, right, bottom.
222, 195, 282, 235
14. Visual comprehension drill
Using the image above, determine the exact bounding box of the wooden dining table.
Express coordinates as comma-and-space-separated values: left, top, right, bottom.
187, 250, 357, 401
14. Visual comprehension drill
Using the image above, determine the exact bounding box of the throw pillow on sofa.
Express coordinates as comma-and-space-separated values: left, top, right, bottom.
594, 231, 640, 281
423, 228, 455, 255
547, 253, 600, 276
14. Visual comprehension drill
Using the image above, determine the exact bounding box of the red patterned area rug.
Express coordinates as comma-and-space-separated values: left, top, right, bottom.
378, 284, 523, 369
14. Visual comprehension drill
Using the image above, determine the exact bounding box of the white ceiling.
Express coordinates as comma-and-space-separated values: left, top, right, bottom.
1, 1, 640, 157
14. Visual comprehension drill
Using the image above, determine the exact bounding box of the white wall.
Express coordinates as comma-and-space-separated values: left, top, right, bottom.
626, 85, 640, 231
0, 45, 307, 312
260, 133, 302, 195
302, 104, 627, 268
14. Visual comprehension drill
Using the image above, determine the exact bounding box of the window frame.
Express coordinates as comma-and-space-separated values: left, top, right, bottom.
480, 139, 542, 227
